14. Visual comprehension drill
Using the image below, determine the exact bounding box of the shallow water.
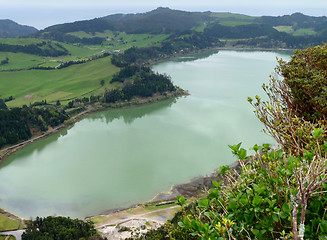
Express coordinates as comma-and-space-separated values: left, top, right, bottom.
0, 50, 290, 219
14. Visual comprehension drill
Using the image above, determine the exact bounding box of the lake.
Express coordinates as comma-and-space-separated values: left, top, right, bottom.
0, 50, 290, 219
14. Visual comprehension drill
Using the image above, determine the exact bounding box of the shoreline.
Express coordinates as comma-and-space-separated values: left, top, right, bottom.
0, 46, 287, 226
148, 45, 294, 65
0, 89, 188, 165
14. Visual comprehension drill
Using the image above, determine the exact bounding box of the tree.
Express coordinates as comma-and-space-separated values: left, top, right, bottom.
248, 44, 327, 155
0, 99, 8, 110
22, 216, 104, 240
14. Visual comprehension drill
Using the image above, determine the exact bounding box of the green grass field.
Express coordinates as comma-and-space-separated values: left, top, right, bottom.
67, 30, 115, 39
210, 12, 256, 21
274, 26, 294, 33
0, 31, 172, 107
293, 28, 316, 36
0, 37, 44, 45
0, 56, 120, 107
0, 236, 16, 240
0, 214, 20, 231
219, 20, 254, 26
0, 52, 45, 70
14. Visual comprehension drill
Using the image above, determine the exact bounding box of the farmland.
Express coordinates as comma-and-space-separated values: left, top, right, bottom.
0, 56, 120, 107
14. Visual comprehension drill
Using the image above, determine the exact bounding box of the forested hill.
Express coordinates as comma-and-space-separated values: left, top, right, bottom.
0, 19, 38, 37
28, 8, 327, 49
39, 7, 213, 34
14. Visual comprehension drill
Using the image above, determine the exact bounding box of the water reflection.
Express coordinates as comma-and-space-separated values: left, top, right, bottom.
171, 49, 219, 63
88, 98, 177, 125
0, 98, 177, 169
0, 50, 291, 219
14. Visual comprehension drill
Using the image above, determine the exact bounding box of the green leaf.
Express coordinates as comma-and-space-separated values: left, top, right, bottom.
212, 180, 221, 188
272, 213, 279, 222
228, 199, 237, 210
218, 166, 229, 176
262, 143, 271, 151
176, 195, 186, 206
250, 144, 263, 153
282, 203, 291, 213
238, 148, 247, 160
228, 142, 242, 155
178, 221, 185, 228
280, 211, 288, 219
252, 229, 260, 236
198, 198, 210, 210
252, 195, 263, 206
312, 128, 324, 139
321, 220, 327, 233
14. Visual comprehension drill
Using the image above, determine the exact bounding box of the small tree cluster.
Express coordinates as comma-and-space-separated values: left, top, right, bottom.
22, 216, 105, 240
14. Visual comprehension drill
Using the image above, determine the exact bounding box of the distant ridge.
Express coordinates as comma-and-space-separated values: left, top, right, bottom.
26, 8, 327, 49
0, 19, 38, 38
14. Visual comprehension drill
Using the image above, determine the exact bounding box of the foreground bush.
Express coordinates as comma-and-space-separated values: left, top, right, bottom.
175, 45, 327, 240
249, 44, 327, 155
177, 136, 327, 239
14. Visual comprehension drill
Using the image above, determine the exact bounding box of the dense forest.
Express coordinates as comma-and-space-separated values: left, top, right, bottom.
0, 104, 68, 148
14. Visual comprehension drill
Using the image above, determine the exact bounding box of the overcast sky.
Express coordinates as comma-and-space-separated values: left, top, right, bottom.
1, 0, 327, 29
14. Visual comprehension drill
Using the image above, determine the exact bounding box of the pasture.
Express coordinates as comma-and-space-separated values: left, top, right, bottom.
0, 56, 120, 107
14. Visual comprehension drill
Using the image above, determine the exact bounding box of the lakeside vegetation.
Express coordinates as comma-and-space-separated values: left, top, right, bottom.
127, 44, 327, 240
1, 7, 327, 239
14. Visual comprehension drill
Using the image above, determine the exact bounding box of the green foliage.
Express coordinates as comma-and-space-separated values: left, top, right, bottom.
103, 67, 175, 103
0, 19, 37, 38
276, 44, 327, 121
177, 140, 327, 239
0, 107, 68, 147
228, 142, 248, 160
22, 216, 104, 240
0, 41, 69, 57
0, 56, 119, 107
204, 23, 278, 39
249, 44, 327, 155
0, 99, 7, 110
0, 214, 20, 231
129, 222, 196, 240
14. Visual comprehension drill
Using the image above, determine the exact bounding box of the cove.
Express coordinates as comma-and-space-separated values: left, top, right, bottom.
0, 50, 291, 219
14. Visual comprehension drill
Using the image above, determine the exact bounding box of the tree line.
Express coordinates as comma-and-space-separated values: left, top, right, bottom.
0, 41, 69, 57
0, 103, 68, 148
111, 31, 224, 67
104, 67, 175, 103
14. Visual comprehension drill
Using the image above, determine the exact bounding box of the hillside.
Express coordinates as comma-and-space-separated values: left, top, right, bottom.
0, 19, 38, 37
25, 8, 327, 50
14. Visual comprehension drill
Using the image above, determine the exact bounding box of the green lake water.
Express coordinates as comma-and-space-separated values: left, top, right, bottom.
0, 50, 290, 219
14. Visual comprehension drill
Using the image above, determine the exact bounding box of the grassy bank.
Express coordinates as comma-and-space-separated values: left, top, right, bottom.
0, 208, 25, 232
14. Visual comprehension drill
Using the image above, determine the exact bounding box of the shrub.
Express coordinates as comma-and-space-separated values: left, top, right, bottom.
177, 138, 327, 240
